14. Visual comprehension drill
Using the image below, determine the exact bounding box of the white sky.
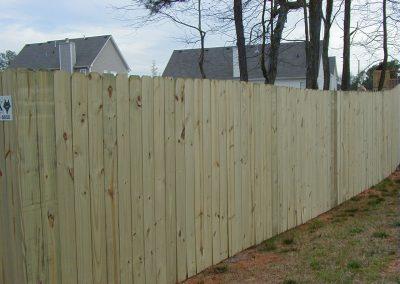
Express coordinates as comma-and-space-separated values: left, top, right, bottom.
0, 0, 395, 76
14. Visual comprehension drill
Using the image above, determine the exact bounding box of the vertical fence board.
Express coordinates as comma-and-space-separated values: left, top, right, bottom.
194, 79, 205, 272
288, 88, 297, 228
184, 79, 196, 277
130, 76, 146, 284
102, 74, 120, 284
14, 70, 43, 284
71, 73, 93, 283
2, 69, 27, 284
241, 82, 252, 247
296, 89, 305, 224
36, 71, 61, 283
175, 78, 187, 281
271, 86, 279, 235
142, 76, 156, 284
277, 87, 287, 233
164, 77, 177, 284
253, 84, 263, 244
211, 80, 220, 264
232, 81, 242, 254
201, 79, 213, 268
264, 85, 273, 238
226, 80, 235, 256
54, 71, 78, 284
154, 77, 167, 284
87, 73, 107, 284
116, 74, 133, 284
218, 81, 228, 259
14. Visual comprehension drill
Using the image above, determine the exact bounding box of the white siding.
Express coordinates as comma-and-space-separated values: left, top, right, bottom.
274, 78, 307, 89
91, 40, 129, 74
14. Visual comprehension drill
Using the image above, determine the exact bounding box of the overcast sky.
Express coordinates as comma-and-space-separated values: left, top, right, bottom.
0, 0, 390, 76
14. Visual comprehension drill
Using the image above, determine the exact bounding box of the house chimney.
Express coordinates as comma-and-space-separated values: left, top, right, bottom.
59, 40, 76, 73
232, 46, 240, 78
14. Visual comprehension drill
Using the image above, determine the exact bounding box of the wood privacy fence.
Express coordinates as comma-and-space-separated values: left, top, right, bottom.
0, 69, 399, 284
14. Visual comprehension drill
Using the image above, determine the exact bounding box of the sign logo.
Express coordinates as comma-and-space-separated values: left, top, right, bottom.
0, 96, 13, 121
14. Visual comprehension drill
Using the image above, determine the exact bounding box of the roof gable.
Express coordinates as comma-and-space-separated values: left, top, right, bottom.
10, 35, 111, 70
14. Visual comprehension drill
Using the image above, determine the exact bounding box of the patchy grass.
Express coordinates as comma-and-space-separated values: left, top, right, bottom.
348, 260, 362, 270
282, 237, 295, 245
349, 226, 364, 235
183, 170, 400, 284
260, 238, 277, 252
372, 231, 389, 239
283, 279, 298, 284
213, 265, 228, 274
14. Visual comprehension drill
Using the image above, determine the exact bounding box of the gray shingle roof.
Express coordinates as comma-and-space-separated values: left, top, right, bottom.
9, 35, 111, 70
163, 41, 337, 80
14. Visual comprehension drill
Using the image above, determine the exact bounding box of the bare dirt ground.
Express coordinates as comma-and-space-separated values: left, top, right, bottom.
183, 168, 400, 284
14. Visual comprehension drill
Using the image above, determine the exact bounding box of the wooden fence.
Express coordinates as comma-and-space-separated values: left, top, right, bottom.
0, 69, 399, 284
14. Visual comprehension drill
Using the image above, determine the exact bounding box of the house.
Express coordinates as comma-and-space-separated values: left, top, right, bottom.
163, 41, 338, 90
9, 35, 130, 74
372, 63, 399, 91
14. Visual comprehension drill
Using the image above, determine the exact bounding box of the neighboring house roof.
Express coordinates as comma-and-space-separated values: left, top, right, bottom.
9, 35, 130, 71
163, 41, 337, 80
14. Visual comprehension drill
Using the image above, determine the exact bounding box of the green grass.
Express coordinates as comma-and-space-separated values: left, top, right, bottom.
348, 260, 362, 270
372, 231, 389, 239
367, 197, 385, 206
261, 240, 277, 251
309, 220, 325, 232
283, 279, 298, 284
351, 196, 361, 201
310, 259, 322, 271
349, 227, 364, 234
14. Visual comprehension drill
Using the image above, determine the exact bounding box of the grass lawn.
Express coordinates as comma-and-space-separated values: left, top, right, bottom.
184, 169, 400, 284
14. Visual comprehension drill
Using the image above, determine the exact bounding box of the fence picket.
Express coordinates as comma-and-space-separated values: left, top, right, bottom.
87, 73, 107, 284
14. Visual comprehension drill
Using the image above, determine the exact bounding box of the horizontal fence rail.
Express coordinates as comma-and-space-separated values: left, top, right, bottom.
0, 69, 399, 284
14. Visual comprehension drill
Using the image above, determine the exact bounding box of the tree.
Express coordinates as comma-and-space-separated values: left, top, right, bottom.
265, 0, 304, 84
341, 0, 351, 91
305, 0, 322, 89
115, 0, 209, 78
378, 0, 388, 90
234, 0, 249, 81
0, 50, 16, 70
322, 0, 333, 90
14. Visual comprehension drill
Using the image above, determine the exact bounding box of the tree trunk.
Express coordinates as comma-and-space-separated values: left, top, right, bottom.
378, 0, 387, 91
323, 0, 333, 90
303, 0, 311, 88
307, 0, 322, 89
267, 8, 287, 84
234, 0, 248, 81
261, 0, 269, 84
341, 0, 351, 91
198, 0, 206, 79
267, 0, 303, 84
